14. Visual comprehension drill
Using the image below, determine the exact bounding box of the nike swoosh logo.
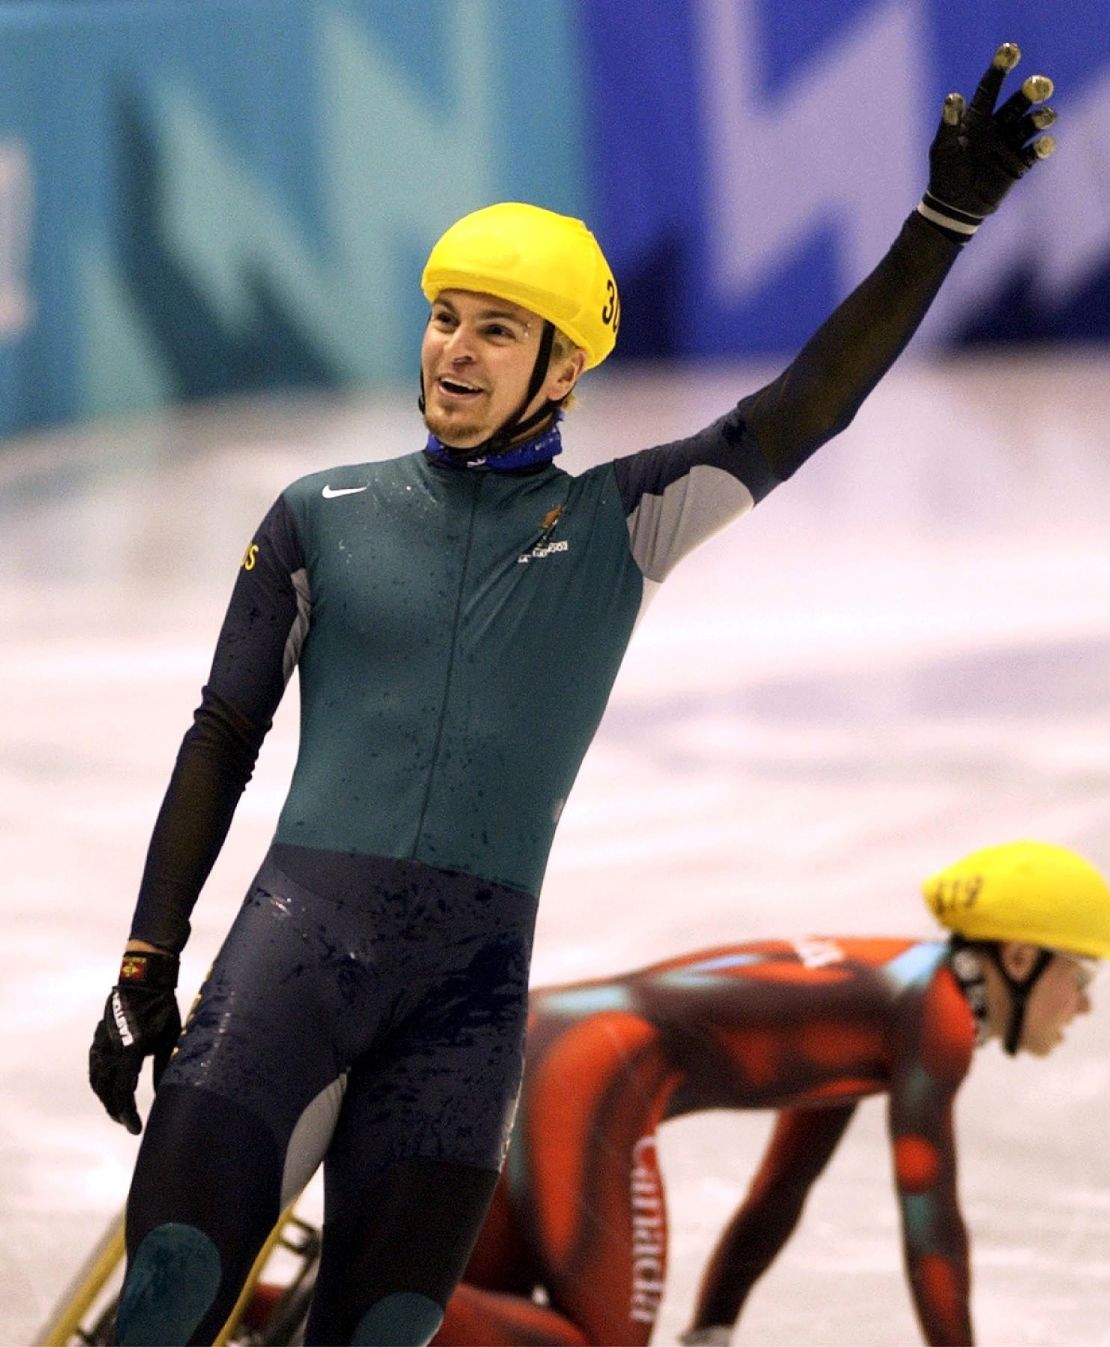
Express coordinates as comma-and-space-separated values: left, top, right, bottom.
322, 484, 369, 498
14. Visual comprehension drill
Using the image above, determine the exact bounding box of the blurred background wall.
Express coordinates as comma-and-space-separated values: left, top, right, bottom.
0, 0, 1107, 441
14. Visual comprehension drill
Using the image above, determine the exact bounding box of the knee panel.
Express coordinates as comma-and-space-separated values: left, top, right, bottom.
123, 1085, 285, 1343
352, 1291, 444, 1346
116, 1223, 220, 1346
304, 1160, 497, 1345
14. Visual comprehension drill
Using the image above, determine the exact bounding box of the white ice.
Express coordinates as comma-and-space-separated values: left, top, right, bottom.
4, 354, 1110, 1345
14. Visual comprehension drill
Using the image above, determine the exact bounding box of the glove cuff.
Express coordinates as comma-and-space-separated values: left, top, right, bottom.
917, 191, 983, 243
118, 950, 179, 990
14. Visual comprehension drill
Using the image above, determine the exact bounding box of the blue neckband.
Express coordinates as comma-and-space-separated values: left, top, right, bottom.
423, 419, 563, 472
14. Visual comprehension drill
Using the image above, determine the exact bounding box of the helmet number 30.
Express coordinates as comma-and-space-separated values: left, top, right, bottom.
601, 278, 620, 335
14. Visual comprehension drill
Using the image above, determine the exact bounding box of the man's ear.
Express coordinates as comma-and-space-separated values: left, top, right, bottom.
998, 941, 1041, 981
546, 348, 587, 402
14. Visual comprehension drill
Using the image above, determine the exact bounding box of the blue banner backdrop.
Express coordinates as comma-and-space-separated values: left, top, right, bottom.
578, 0, 1110, 358
0, 0, 1107, 438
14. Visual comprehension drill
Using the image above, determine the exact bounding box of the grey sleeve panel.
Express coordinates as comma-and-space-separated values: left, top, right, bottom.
625, 463, 755, 582
611, 405, 777, 580
282, 567, 312, 685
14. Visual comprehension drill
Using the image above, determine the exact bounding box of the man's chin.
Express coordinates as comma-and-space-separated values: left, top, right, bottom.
423, 411, 487, 451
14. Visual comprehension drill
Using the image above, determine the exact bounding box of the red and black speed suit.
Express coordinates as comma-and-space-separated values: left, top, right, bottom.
434, 937, 982, 1347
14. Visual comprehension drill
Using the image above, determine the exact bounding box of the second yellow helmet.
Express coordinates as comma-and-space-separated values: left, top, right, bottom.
922, 840, 1110, 959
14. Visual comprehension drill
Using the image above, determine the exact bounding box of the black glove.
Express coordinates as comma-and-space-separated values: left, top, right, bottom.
89, 950, 181, 1135
918, 42, 1057, 243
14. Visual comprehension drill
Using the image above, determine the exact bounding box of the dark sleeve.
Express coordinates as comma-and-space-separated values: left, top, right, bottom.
737, 211, 960, 480
611, 212, 960, 581
128, 495, 309, 952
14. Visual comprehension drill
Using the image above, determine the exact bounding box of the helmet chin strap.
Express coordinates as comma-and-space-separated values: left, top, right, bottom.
419, 321, 562, 462
993, 946, 1054, 1055
948, 938, 990, 1044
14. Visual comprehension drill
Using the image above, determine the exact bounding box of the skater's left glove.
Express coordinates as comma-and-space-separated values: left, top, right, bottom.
89, 950, 181, 1135
918, 41, 1057, 243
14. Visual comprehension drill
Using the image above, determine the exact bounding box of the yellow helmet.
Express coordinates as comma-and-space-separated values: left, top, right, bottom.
922, 840, 1110, 958
420, 202, 619, 369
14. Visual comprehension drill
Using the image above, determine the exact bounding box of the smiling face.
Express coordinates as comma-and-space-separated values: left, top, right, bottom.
995, 943, 1095, 1056
420, 289, 585, 450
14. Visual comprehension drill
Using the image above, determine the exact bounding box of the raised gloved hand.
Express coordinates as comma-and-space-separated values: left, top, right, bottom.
89, 950, 181, 1135
918, 42, 1057, 242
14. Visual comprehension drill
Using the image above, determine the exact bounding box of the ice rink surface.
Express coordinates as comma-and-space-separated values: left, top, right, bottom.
4, 353, 1110, 1345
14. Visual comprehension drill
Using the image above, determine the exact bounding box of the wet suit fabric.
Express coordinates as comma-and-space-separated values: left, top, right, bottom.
116, 211, 961, 1345
130, 212, 958, 953
434, 938, 978, 1347
125, 848, 531, 1344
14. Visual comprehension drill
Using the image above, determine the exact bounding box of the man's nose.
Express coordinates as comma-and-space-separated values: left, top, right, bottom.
444, 326, 476, 361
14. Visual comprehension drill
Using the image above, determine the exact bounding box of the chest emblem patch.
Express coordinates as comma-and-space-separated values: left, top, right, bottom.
518, 506, 569, 564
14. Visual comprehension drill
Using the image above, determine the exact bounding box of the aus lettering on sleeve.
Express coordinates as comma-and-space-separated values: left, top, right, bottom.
240, 543, 260, 571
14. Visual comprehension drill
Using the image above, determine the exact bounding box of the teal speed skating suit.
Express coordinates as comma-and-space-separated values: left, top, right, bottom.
118, 212, 960, 1345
